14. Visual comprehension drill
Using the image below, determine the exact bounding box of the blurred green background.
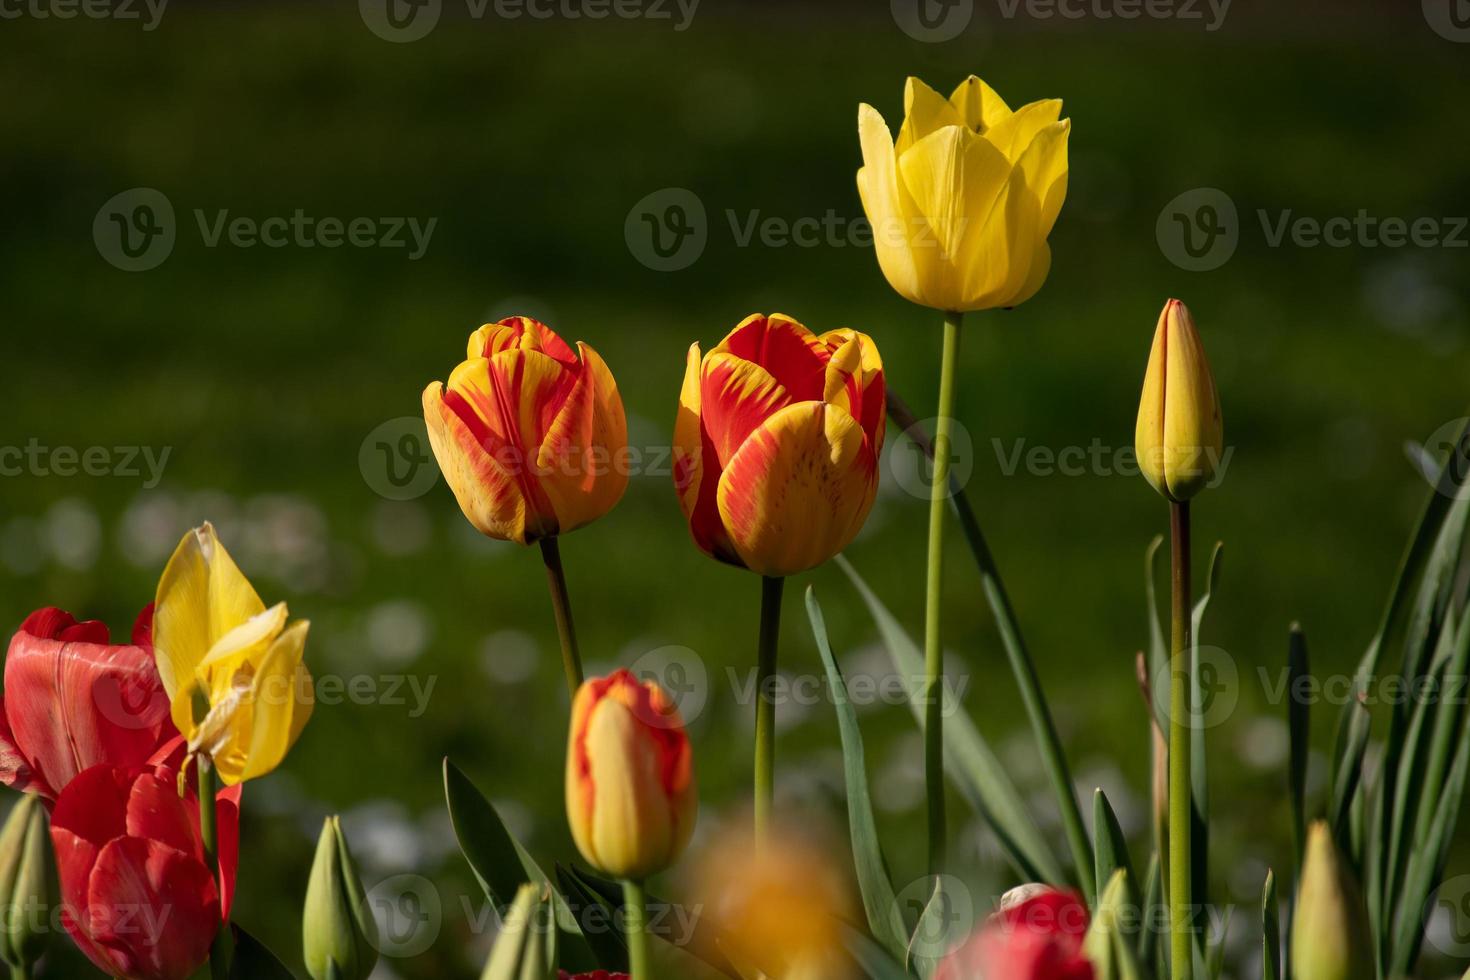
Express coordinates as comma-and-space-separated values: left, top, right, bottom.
2, 1, 1469, 976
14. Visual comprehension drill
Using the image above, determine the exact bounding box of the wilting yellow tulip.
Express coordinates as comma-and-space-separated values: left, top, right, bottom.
152, 523, 314, 785
673, 313, 885, 578
566, 669, 696, 880
1134, 299, 1224, 502
857, 75, 1071, 313
1291, 822, 1372, 980
422, 317, 628, 546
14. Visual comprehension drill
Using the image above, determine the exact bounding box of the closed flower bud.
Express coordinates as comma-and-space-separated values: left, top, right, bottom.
1134, 298, 1224, 501
481, 884, 551, 980
566, 670, 696, 880
1291, 822, 1372, 980
0, 795, 56, 974
674, 314, 885, 578
423, 317, 629, 546
304, 816, 380, 980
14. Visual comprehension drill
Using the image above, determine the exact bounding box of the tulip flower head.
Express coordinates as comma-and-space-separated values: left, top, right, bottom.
152, 523, 314, 785
0, 606, 173, 800
936, 886, 1094, 980
423, 317, 629, 545
858, 76, 1071, 313
1291, 822, 1372, 980
0, 794, 56, 975
674, 314, 885, 578
566, 669, 696, 880
49, 759, 240, 980
1134, 298, 1224, 502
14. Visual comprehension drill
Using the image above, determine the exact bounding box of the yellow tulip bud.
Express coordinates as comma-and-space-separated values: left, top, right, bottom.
565, 670, 696, 880
1291, 822, 1372, 980
1134, 299, 1224, 501
857, 76, 1071, 313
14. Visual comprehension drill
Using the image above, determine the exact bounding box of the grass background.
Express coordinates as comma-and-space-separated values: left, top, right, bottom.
2, 1, 1469, 976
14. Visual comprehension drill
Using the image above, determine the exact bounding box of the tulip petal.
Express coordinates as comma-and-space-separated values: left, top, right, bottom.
896, 76, 964, 155
581, 696, 680, 878
699, 352, 793, 468
535, 341, 629, 533
51, 826, 124, 978
154, 524, 267, 705
1162, 304, 1223, 500
3, 622, 172, 799
236, 619, 313, 785
1017, 118, 1071, 237
819, 330, 886, 453
87, 837, 219, 980
423, 380, 531, 544
982, 98, 1062, 163
674, 343, 739, 565
948, 75, 1013, 134
716, 402, 878, 577
125, 770, 199, 859
713, 314, 829, 403
470, 316, 579, 368
858, 104, 925, 309
0, 697, 41, 794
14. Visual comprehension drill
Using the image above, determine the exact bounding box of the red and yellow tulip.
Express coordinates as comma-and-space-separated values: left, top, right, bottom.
422, 317, 628, 546
673, 313, 885, 578
565, 669, 696, 880
152, 523, 314, 786
857, 76, 1070, 313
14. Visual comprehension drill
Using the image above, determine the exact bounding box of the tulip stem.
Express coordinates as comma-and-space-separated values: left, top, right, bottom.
196, 754, 235, 979
924, 311, 962, 876
754, 574, 785, 845
622, 878, 650, 980
540, 536, 585, 697
1169, 500, 1194, 980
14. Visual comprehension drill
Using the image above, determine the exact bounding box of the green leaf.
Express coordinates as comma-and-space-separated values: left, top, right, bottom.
806, 586, 909, 960
905, 877, 956, 980
1138, 852, 1162, 970
837, 556, 1065, 885
443, 758, 599, 970
1144, 535, 1169, 732
1093, 789, 1137, 919
1189, 541, 1224, 916
566, 865, 741, 978
1262, 870, 1280, 980
843, 926, 912, 980
1084, 870, 1144, 980
553, 866, 630, 972
231, 926, 298, 980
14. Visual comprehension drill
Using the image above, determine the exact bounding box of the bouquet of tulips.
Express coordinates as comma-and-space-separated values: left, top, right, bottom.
3, 72, 1469, 980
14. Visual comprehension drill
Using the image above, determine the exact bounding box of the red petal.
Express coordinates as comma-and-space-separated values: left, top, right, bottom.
50, 825, 127, 978
132, 604, 155, 649
126, 771, 199, 859
716, 314, 829, 402
86, 837, 219, 980
0, 695, 47, 795
3, 622, 174, 796
51, 765, 132, 846
216, 786, 241, 920
19, 607, 76, 640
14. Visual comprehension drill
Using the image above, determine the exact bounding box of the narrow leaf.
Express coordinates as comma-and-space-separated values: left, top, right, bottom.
1262, 871, 1280, 980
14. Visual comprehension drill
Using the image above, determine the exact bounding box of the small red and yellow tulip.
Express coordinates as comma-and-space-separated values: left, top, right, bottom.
1134, 298, 1224, 502
422, 317, 628, 546
673, 313, 885, 578
565, 669, 696, 881
857, 75, 1071, 313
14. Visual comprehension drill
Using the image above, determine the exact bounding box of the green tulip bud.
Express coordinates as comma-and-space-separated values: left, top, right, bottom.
1083, 870, 1143, 980
303, 816, 379, 980
0, 794, 57, 974
482, 884, 552, 980
1291, 822, 1372, 980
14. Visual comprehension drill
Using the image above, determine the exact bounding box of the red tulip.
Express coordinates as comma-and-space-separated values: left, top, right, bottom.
49, 757, 240, 980
935, 887, 1094, 980
0, 607, 174, 800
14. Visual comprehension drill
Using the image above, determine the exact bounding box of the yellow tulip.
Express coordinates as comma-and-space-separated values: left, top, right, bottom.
422, 317, 628, 546
857, 75, 1071, 312
565, 669, 696, 880
1134, 298, 1224, 502
152, 523, 314, 785
1291, 822, 1372, 980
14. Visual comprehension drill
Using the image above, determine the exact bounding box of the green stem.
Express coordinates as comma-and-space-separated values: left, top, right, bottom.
1169, 501, 1194, 980
12, 966, 30, 980
924, 311, 963, 876
623, 879, 650, 980
196, 755, 234, 979
754, 575, 785, 844
540, 536, 584, 697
